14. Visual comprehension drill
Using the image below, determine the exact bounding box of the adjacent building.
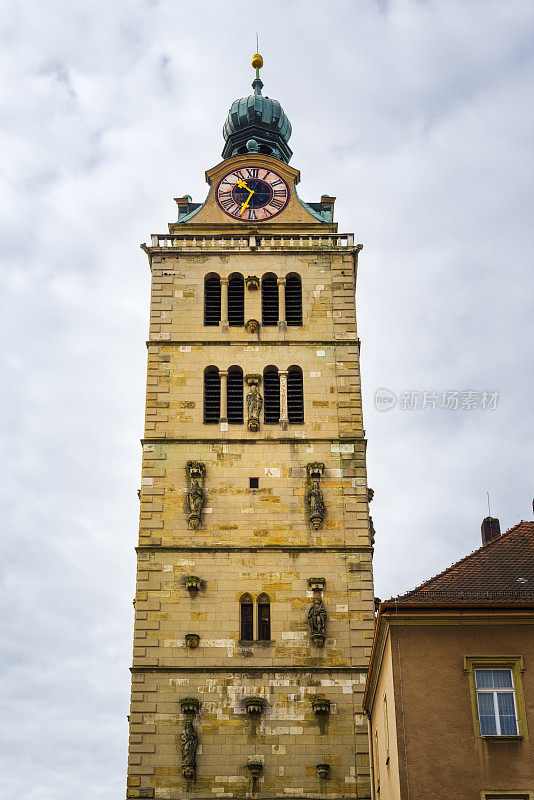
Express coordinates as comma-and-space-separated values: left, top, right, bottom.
126, 55, 375, 799
363, 519, 534, 800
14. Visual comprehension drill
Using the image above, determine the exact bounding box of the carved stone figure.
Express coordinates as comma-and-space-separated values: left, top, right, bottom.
305, 462, 326, 529
306, 479, 325, 529
187, 479, 205, 529
186, 462, 206, 529
246, 383, 263, 432
181, 719, 198, 780
308, 596, 327, 646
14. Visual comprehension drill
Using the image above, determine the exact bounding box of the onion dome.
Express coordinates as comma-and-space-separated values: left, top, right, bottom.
222, 53, 292, 163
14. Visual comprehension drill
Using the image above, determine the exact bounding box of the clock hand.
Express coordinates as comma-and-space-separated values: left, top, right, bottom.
238, 195, 253, 215
238, 186, 255, 216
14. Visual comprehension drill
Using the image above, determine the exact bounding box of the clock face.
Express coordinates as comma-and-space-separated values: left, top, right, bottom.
216, 167, 290, 221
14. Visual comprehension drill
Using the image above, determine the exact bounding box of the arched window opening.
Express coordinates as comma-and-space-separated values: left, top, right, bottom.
285, 274, 302, 326
227, 366, 243, 425
240, 594, 254, 641
228, 273, 244, 326
263, 367, 280, 424
204, 274, 221, 326
203, 367, 220, 424
261, 273, 278, 326
287, 366, 304, 424
257, 594, 271, 641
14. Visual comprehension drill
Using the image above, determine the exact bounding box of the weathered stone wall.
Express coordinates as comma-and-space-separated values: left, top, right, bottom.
128, 669, 369, 799
139, 442, 369, 549
132, 550, 374, 668
148, 252, 357, 344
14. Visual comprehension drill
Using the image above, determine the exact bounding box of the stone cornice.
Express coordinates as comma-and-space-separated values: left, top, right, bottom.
136, 545, 373, 553
130, 664, 368, 673
146, 339, 361, 348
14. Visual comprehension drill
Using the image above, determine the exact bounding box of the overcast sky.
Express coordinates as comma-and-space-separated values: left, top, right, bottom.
1, 0, 534, 796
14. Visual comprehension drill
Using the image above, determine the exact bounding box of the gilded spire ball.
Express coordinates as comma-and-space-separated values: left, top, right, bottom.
252, 53, 263, 70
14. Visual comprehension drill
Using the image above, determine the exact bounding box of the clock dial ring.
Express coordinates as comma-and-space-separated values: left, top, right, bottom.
216, 167, 290, 221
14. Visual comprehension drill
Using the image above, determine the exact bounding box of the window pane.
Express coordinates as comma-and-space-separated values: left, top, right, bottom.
240, 603, 253, 641
493, 670, 513, 688
477, 692, 497, 735
497, 693, 518, 735
475, 669, 494, 688
257, 602, 270, 641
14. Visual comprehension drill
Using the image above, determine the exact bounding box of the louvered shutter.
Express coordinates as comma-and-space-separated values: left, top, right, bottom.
261, 274, 279, 325
204, 275, 221, 325
203, 369, 221, 423
263, 368, 280, 424
227, 368, 243, 424
285, 275, 302, 326
228, 274, 244, 326
287, 367, 304, 423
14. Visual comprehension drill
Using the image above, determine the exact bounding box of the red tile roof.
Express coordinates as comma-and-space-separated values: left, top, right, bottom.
392, 521, 534, 604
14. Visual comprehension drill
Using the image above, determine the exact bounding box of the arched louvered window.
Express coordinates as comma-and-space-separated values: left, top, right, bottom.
240, 594, 254, 641
228, 273, 244, 326
263, 367, 280, 424
287, 366, 304, 424
257, 594, 271, 641
204, 274, 221, 326
203, 367, 220, 424
285, 274, 302, 326
227, 366, 243, 425
261, 273, 278, 326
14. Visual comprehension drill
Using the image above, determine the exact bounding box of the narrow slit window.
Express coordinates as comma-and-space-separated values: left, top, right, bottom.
261, 273, 278, 325
263, 367, 280, 424
285, 274, 302, 326
249, 477, 259, 489
287, 366, 304, 424
203, 368, 221, 424
227, 367, 243, 424
228, 274, 244, 326
204, 274, 221, 325
257, 594, 270, 641
240, 594, 254, 641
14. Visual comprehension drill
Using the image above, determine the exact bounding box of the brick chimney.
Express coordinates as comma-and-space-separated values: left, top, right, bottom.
481, 516, 501, 545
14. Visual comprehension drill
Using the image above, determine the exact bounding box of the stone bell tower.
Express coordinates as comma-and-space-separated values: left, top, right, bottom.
126, 53, 375, 800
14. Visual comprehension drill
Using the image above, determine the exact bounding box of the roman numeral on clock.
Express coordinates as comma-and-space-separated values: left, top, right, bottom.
244, 168, 259, 179
220, 195, 234, 209
270, 199, 285, 210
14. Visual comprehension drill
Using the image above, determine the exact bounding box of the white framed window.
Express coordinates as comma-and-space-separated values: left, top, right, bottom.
475, 668, 518, 736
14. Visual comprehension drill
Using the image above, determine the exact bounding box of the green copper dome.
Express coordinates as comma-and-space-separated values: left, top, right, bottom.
222, 69, 293, 163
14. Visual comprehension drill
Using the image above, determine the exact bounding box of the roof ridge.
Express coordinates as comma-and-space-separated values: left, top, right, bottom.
394, 520, 530, 600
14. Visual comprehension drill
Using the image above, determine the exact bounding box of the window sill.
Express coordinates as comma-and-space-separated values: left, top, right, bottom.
238, 640, 273, 647
481, 735, 523, 741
